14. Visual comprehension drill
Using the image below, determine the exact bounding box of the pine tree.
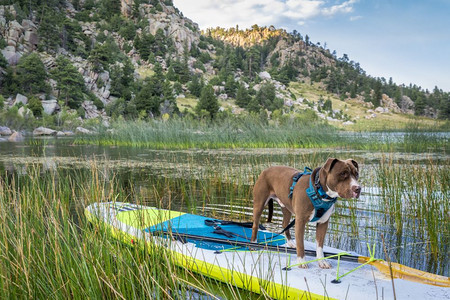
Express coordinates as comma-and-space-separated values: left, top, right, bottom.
0, 51, 7, 68
196, 84, 219, 119
138, 33, 155, 61
247, 96, 261, 113
373, 80, 382, 107
16, 53, 49, 94
88, 43, 111, 72
438, 95, 450, 119
255, 83, 282, 111
37, 7, 61, 52
178, 53, 191, 84
414, 94, 426, 116
235, 85, 251, 108
224, 75, 237, 97
100, 0, 121, 18
110, 59, 134, 101
188, 75, 204, 97
134, 63, 167, 117
166, 66, 178, 81
51, 56, 85, 108
244, 47, 261, 79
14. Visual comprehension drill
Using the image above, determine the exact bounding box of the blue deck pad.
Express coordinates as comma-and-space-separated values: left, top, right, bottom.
144, 213, 286, 251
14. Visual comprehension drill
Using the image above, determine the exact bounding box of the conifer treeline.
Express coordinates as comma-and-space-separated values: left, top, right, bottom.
0, 0, 448, 120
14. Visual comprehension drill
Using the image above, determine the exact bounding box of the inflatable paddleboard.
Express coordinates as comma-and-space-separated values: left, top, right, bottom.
85, 202, 449, 300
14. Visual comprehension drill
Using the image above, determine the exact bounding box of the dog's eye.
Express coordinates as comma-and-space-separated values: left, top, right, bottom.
340, 171, 348, 178
355, 172, 359, 179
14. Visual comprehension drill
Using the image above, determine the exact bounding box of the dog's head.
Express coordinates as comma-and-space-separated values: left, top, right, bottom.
319, 158, 361, 199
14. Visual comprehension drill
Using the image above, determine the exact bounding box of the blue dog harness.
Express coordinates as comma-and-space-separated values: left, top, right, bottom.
288, 167, 337, 222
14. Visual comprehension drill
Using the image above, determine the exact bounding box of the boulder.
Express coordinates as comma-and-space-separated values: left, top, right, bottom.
212, 85, 225, 94
218, 93, 228, 100
82, 100, 100, 119
0, 126, 12, 136
102, 89, 110, 99
380, 94, 401, 113
259, 71, 271, 80
33, 127, 57, 136
22, 19, 37, 30
8, 131, 24, 142
98, 71, 110, 82
121, 0, 133, 16
76, 127, 92, 134
14, 93, 28, 106
400, 95, 415, 115
63, 131, 75, 136
375, 107, 388, 114
1, 46, 21, 65
7, 20, 23, 43
23, 30, 39, 50
41, 100, 60, 115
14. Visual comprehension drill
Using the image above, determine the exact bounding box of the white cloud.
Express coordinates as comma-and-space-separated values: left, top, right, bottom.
173, 0, 358, 30
350, 15, 363, 21
322, 0, 357, 16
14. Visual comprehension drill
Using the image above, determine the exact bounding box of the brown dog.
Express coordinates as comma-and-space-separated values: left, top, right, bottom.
251, 158, 361, 268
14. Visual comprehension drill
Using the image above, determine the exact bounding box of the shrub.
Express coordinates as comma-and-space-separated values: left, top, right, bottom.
28, 96, 44, 117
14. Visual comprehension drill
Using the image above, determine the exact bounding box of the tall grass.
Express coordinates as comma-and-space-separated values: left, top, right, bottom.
375, 157, 449, 275
0, 166, 246, 299
1, 151, 448, 298
75, 118, 449, 153
76, 118, 346, 149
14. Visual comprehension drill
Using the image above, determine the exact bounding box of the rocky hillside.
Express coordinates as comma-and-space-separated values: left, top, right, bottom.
0, 0, 448, 137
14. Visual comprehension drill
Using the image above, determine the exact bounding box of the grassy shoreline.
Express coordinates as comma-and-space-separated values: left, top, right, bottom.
75, 118, 449, 152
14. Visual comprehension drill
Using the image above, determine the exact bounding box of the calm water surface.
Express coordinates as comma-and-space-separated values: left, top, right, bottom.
1, 136, 448, 277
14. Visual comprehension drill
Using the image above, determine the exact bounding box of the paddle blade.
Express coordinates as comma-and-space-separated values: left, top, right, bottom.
358, 256, 450, 287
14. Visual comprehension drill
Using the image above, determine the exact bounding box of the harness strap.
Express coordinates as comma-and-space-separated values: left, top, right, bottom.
288, 166, 338, 224
288, 167, 312, 199
307, 168, 337, 222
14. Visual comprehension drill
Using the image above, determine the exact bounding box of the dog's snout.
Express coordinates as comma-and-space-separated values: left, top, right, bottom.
352, 185, 361, 198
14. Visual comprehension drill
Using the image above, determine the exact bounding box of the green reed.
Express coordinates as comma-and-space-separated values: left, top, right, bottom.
74, 118, 449, 153
76, 118, 345, 149
375, 157, 449, 274
0, 165, 245, 299
1, 149, 448, 299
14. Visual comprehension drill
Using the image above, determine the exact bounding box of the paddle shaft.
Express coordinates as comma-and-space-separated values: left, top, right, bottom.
151, 230, 360, 263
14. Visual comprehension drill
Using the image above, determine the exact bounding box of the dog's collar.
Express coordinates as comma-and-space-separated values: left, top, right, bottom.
306, 167, 337, 222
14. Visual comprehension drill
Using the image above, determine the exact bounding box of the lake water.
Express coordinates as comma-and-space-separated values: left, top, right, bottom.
1, 136, 448, 277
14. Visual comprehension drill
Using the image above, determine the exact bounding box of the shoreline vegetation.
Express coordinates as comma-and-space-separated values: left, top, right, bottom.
74, 118, 449, 152
0, 155, 448, 298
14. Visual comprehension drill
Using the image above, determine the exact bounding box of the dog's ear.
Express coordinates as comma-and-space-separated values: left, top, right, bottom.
323, 158, 339, 173
348, 159, 359, 171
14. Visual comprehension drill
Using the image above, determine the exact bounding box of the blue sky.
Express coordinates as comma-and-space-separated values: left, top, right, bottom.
173, 0, 450, 92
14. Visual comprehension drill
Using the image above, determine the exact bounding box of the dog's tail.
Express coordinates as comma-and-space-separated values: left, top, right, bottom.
267, 199, 273, 222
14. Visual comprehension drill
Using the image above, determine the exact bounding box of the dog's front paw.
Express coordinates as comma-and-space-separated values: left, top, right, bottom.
297, 257, 309, 269
287, 239, 296, 248
318, 259, 332, 269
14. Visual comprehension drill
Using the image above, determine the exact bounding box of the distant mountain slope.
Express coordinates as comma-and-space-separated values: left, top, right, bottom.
0, 0, 448, 130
